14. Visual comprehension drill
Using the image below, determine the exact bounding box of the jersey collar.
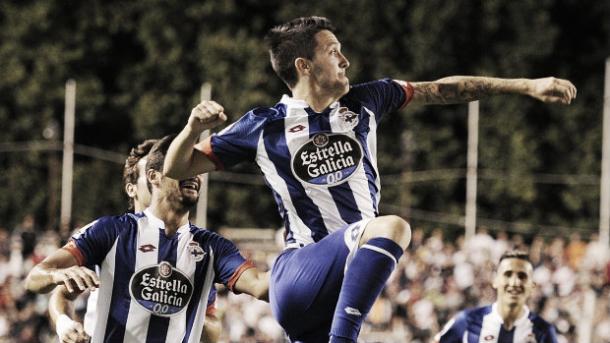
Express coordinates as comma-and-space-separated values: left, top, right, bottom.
143, 208, 191, 235
491, 302, 531, 327
280, 94, 340, 116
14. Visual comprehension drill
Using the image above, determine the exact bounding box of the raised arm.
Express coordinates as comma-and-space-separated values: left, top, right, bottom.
24, 248, 99, 294
164, 100, 228, 180
409, 76, 576, 106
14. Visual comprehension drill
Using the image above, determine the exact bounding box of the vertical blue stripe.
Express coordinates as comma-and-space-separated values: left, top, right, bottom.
264, 114, 328, 241
103, 223, 138, 342
183, 228, 209, 343
145, 230, 179, 342
309, 109, 363, 225
353, 109, 380, 215
498, 326, 515, 343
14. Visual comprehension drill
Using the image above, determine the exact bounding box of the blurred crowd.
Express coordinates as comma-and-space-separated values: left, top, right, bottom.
1, 215, 610, 343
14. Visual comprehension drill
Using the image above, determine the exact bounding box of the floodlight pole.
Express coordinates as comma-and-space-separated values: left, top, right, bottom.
60, 80, 76, 229
465, 101, 479, 241
195, 83, 212, 228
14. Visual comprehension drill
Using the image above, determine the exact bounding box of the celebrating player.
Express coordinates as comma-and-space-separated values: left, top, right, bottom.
435, 250, 558, 342
25, 135, 268, 343
164, 16, 576, 342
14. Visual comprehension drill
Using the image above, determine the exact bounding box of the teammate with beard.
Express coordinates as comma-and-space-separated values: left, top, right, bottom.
435, 251, 558, 343
25, 135, 268, 343
164, 16, 575, 343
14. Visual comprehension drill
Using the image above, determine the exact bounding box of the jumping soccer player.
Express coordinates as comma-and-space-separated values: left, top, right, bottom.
435, 250, 558, 343
26, 135, 267, 343
163, 16, 576, 343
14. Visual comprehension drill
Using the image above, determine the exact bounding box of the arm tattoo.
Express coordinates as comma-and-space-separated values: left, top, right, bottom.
411, 77, 526, 105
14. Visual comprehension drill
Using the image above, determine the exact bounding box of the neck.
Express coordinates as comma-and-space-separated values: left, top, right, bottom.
149, 196, 190, 236
497, 302, 525, 330
291, 80, 340, 113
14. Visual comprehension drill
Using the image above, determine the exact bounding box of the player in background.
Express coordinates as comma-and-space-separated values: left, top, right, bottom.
435, 250, 558, 343
163, 16, 576, 343
48, 139, 160, 343
25, 135, 268, 343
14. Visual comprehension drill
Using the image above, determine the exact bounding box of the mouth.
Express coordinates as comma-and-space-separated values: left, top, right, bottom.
505, 288, 523, 296
179, 178, 200, 192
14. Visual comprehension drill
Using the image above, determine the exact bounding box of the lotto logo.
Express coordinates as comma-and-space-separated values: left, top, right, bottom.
288, 125, 306, 133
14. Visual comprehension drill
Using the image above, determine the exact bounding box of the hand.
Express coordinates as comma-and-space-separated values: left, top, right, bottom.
56, 315, 90, 343
51, 266, 99, 293
528, 77, 577, 104
187, 100, 228, 134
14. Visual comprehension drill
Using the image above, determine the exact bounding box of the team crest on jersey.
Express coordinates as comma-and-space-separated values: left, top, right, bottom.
334, 107, 359, 130
129, 262, 194, 317
291, 133, 363, 186
188, 241, 206, 262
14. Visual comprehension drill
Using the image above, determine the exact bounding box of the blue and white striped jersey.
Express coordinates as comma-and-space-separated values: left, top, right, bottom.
64, 209, 253, 343
197, 79, 412, 247
436, 304, 558, 343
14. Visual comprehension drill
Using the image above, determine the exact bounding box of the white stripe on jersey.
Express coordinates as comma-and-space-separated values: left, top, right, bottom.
256, 129, 315, 246
124, 215, 160, 342
364, 107, 382, 209
92, 239, 119, 343
284, 112, 347, 233
166, 227, 207, 343
186, 249, 215, 343
330, 107, 376, 219
479, 310, 500, 343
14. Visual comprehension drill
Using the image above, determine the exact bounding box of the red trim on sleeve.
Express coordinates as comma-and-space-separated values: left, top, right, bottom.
205, 303, 217, 317
193, 136, 225, 171
396, 80, 414, 109
62, 239, 86, 266
226, 260, 256, 293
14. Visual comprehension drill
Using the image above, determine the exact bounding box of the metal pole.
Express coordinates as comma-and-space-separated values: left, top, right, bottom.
195, 83, 212, 228
465, 101, 479, 241
60, 80, 76, 229
600, 58, 610, 247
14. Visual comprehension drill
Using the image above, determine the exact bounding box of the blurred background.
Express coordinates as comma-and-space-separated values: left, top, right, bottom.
1, 0, 609, 342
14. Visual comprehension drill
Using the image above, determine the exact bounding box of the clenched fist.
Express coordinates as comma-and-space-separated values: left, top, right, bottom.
528, 77, 577, 105
187, 100, 228, 134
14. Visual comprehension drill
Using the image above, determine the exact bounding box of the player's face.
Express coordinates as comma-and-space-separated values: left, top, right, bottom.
159, 174, 202, 209
493, 258, 534, 309
134, 158, 152, 212
310, 30, 350, 98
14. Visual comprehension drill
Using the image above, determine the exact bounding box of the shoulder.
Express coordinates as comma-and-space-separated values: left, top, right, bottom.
529, 312, 556, 334
72, 213, 135, 238
247, 105, 285, 120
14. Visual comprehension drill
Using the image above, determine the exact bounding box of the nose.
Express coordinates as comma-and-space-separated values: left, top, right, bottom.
507, 274, 520, 286
339, 52, 350, 69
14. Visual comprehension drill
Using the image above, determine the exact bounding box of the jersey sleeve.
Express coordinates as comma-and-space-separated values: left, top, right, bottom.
435, 311, 468, 343
62, 216, 124, 268
194, 109, 270, 170
347, 78, 413, 122
534, 318, 559, 343
206, 233, 255, 292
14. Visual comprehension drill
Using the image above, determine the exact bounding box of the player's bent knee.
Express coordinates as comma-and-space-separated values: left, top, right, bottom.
362, 215, 411, 249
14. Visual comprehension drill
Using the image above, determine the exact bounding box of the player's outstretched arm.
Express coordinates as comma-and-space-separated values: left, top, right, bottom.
24, 248, 99, 294
164, 100, 228, 180
233, 269, 270, 302
409, 76, 577, 106
49, 285, 90, 343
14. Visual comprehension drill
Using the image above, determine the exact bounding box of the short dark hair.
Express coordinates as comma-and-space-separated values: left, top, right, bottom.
265, 16, 336, 88
145, 134, 176, 174
123, 139, 158, 211
498, 250, 531, 265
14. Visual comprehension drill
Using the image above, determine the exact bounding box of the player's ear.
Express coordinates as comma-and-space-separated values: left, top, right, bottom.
295, 57, 310, 77
125, 183, 136, 198
147, 169, 161, 187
